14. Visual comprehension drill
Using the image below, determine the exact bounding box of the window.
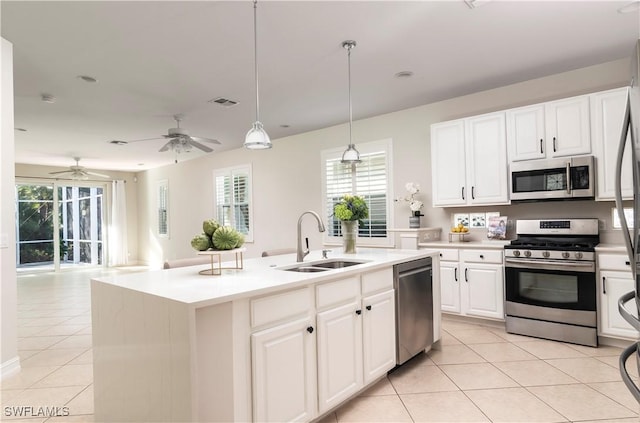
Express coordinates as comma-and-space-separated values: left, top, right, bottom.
321, 139, 394, 247
214, 165, 253, 242
157, 180, 169, 237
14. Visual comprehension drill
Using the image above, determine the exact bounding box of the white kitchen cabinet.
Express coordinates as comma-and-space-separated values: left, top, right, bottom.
544, 94, 591, 157
591, 87, 633, 201
432, 248, 504, 321
597, 252, 639, 340
431, 120, 467, 206
362, 289, 396, 384
506, 104, 546, 161
251, 316, 317, 422
431, 112, 509, 207
506, 95, 591, 162
439, 261, 461, 314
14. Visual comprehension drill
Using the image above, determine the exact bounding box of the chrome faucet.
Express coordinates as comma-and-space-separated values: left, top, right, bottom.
297, 211, 326, 262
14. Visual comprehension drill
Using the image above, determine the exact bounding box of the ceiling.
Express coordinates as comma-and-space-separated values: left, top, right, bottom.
2, 1, 639, 172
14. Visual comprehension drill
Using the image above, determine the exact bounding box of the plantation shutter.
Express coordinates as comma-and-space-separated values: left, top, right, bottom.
322, 139, 393, 246
214, 165, 253, 241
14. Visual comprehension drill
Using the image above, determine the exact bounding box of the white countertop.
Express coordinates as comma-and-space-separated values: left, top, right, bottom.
91, 248, 435, 308
419, 240, 512, 250
595, 244, 628, 253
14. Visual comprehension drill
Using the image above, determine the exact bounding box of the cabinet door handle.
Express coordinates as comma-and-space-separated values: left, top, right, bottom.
461, 187, 465, 200
602, 276, 607, 295
454, 267, 458, 282
366, 305, 372, 311
540, 139, 543, 154
355, 309, 362, 315
465, 268, 468, 282
307, 326, 314, 333
472, 186, 475, 200
553, 136, 557, 152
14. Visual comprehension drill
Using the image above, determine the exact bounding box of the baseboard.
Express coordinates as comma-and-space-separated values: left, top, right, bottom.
1, 356, 20, 381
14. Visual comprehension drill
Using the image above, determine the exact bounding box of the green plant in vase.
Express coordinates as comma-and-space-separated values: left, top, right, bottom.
334, 195, 368, 253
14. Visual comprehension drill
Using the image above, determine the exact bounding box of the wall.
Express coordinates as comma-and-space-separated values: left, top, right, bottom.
1, 38, 19, 379
13, 164, 140, 265
136, 58, 630, 266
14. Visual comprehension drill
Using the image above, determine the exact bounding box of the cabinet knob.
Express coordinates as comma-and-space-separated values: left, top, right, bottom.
307, 326, 314, 333
439, 253, 443, 257
355, 309, 362, 315
626, 261, 631, 266
479, 254, 484, 259
366, 305, 372, 311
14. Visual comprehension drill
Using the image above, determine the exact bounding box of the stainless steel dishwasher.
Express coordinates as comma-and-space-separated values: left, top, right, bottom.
394, 257, 434, 365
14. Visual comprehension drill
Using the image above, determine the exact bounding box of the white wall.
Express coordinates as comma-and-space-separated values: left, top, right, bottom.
1, 37, 19, 379
13, 164, 140, 264
136, 58, 631, 265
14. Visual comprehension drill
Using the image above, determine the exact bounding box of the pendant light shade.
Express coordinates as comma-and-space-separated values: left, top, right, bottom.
244, 0, 272, 150
341, 40, 360, 165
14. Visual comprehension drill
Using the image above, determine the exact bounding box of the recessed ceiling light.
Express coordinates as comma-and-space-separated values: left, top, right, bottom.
618, 1, 640, 13
109, 140, 128, 145
464, 0, 491, 9
280, 124, 290, 128
137, 163, 144, 166
14, 127, 27, 132
395, 71, 414, 79
77, 75, 98, 83
41, 94, 56, 103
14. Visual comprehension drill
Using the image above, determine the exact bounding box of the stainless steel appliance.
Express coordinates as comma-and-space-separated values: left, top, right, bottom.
504, 219, 599, 347
614, 39, 640, 403
510, 155, 595, 201
393, 257, 433, 365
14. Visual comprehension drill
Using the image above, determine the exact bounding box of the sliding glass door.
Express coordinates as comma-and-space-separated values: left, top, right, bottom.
16, 181, 105, 271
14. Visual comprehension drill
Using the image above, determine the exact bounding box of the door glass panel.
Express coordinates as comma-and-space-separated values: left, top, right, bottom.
16, 185, 54, 268
517, 271, 578, 303
512, 168, 567, 193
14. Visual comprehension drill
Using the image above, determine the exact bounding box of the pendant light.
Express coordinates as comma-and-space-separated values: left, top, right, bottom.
341, 40, 361, 165
244, 0, 272, 149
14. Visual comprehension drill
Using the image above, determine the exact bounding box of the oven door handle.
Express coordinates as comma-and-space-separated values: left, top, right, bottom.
504, 257, 595, 273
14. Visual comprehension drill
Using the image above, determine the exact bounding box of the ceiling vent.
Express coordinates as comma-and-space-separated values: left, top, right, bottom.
208, 97, 238, 107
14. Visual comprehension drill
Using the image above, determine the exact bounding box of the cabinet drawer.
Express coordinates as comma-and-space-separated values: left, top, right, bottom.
598, 254, 632, 272
361, 268, 393, 296
460, 249, 503, 264
316, 277, 360, 309
251, 287, 312, 329
437, 249, 459, 262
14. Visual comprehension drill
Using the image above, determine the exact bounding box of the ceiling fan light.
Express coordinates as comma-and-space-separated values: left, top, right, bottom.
244, 121, 272, 149
341, 144, 361, 164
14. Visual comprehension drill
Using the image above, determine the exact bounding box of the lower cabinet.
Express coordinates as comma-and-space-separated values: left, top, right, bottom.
251, 316, 317, 422
251, 267, 397, 421
597, 252, 639, 340
433, 248, 504, 321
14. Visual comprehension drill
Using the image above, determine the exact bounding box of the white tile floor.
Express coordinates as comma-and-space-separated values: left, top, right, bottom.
1, 268, 639, 422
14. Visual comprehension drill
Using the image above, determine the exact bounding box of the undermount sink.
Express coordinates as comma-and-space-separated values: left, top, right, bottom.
311, 260, 367, 269
284, 266, 329, 273
278, 258, 369, 273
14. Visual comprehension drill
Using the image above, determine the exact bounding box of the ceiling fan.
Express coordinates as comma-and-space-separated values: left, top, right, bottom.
49, 157, 110, 180
110, 115, 221, 154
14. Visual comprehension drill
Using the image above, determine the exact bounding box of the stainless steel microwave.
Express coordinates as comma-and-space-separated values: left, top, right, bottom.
510, 156, 595, 201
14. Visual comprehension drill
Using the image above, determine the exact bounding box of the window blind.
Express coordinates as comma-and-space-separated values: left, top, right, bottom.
214, 165, 253, 241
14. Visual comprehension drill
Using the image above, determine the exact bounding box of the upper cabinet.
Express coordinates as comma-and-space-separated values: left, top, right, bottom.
591, 87, 633, 201
507, 94, 591, 162
431, 112, 509, 207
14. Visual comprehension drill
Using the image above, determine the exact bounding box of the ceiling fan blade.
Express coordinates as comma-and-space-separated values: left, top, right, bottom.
188, 140, 213, 153
124, 137, 166, 143
85, 171, 110, 178
190, 136, 221, 145
49, 170, 73, 175
159, 140, 174, 152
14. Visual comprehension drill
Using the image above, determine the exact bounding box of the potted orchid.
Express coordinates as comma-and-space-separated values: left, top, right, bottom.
399, 182, 424, 228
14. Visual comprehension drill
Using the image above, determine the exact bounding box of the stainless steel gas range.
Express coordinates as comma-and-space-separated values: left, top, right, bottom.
504, 218, 599, 347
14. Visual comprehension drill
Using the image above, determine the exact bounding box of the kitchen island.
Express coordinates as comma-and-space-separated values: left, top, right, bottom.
91, 248, 439, 422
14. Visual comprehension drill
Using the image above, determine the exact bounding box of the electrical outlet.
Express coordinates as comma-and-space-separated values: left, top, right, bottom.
598, 219, 606, 231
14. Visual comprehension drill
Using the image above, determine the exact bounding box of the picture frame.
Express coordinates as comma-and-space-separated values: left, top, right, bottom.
470, 213, 486, 228
453, 213, 469, 228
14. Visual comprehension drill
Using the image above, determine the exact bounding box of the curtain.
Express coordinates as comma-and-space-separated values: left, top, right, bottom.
108, 180, 128, 266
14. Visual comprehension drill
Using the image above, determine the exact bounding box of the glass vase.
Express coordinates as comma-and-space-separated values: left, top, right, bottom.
341, 220, 358, 254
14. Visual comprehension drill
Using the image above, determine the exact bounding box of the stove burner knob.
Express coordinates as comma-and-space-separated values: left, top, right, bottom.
512, 250, 521, 257
575, 252, 583, 259
524, 250, 531, 257
542, 251, 550, 258
562, 252, 570, 259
